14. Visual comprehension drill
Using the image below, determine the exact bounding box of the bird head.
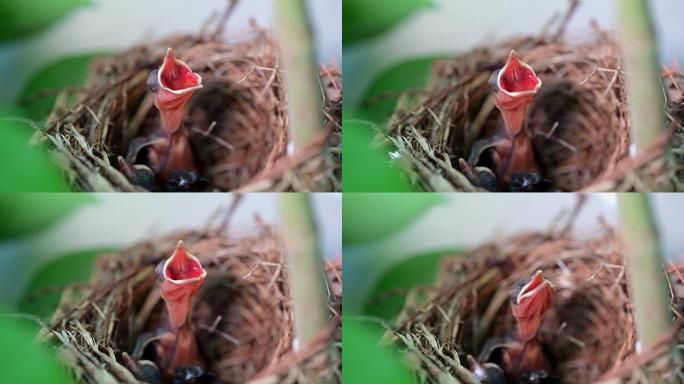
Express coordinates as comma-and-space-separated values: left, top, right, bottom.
491, 50, 542, 136
510, 270, 554, 341
158, 241, 206, 330
148, 48, 203, 135
117, 156, 159, 191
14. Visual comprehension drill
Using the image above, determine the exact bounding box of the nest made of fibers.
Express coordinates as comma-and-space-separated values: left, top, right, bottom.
389, 218, 684, 383
39, 218, 341, 384
37, 23, 342, 192
383, 16, 684, 192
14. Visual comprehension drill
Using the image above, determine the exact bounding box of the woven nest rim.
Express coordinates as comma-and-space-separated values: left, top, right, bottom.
41, 214, 341, 384
381, 14, 684, 192
39, 22, 342, 192
389, 206, 683, 383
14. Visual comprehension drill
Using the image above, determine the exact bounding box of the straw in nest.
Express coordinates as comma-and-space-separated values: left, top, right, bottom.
383, 12, 684, 192
36, 21, 342, 192
388, 216, 684, 383
37, 218, 341, 384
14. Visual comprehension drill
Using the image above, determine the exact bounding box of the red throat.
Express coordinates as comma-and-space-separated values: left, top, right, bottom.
511, 270, 554, 341
498, 51, 542, 94
151, 48, 203, 135
492, 50, 543, 182
159, 48, 202, 91
493, 50, 542, 130
164, 241, 204, 281
147, 48, 202, 180
160, 241, 206, 330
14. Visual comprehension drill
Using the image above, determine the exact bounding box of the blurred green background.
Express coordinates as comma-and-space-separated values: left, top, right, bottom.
0, 0, 341, 192
342, 0, 684, 192
342, 193, 684, 382
0, 193, 341, 383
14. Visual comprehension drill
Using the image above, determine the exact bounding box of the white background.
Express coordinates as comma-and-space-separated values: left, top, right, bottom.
345, 0, 684, 104
344, 194, 684, 311
0, 0, 342, 102
0, 0, 343, 305
341, 0, 684, 307
0, 193, 342, 306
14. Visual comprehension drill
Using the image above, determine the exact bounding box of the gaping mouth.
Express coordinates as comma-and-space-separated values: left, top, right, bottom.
512, 270, 554, 340
497, 50, 542, 96
147, 47, 204, 136
516, 270, 554, 313
159, 241, 206, 330
162, 240, 206, 283
158, 48, 203, 94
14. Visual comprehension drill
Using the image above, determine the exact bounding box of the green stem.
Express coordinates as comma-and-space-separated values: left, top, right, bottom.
617, 193, 671, 349
279, 194, 328, 345
617, 0, 667, 153
274, 0, 324, 152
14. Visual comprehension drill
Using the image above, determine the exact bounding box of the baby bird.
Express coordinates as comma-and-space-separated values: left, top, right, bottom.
469, 50, 546, 191
121, 48, 204, 188
478, 270, 556, 382
146, 48, 202, 181
508, 172, 551, 193
117, 156, 160, 191
133, 241, 207, 379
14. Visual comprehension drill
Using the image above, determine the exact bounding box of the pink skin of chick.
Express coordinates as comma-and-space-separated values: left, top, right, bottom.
147, 48, 203, 181
492, 50, 543, 184
499, 270, 555, 381
156, 240, 207, 376
476, 270, 555, 382
511, 270, 554, 342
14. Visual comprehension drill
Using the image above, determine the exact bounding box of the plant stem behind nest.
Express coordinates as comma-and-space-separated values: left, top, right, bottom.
618, 194, 671, 350
274, 0, 324, 152
617, 0, 667, 153
279, 194, 328, 346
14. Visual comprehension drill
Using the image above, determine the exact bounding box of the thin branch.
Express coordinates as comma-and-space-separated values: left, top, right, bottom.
278, 194, 328, 346
217, 193, 243, 234
618, 194, 671, 349
274, 0, 324, 152
617, 0, 668, 153
213, 0, 240, 40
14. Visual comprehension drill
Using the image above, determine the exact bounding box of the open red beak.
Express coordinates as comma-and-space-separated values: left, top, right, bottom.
511, 270, 554, 341
494, 50, 542, 136
160, 241, 206, 330
149, 48, 203, 135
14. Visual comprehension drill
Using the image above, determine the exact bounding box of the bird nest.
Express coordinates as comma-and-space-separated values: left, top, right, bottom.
38, 217, 341, 384
389, 216, 684, 383
37, 23, 342, 192
384, 19, 684, 192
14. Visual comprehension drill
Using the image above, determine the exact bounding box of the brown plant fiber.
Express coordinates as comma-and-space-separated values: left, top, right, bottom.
37, 21, 341, 192
390, 215, 684, 383
40, 216, 341, 384
383, 15, 684, 192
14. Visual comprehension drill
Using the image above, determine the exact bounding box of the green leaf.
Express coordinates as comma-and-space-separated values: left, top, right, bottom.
343, 0, 431, 45
345, 58, 447, 192
19, 248, 108, 318
359, 56, 444, 123
0, 0, 90, 41
0, 316, 72, 383
0, 194, 91, 239
343, 317, 416, 384
19, 53, 106, 121
0, 106, 70, 192
343, 193, 443, 245
364, 249, 461, 319
343, 113, 413, 192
